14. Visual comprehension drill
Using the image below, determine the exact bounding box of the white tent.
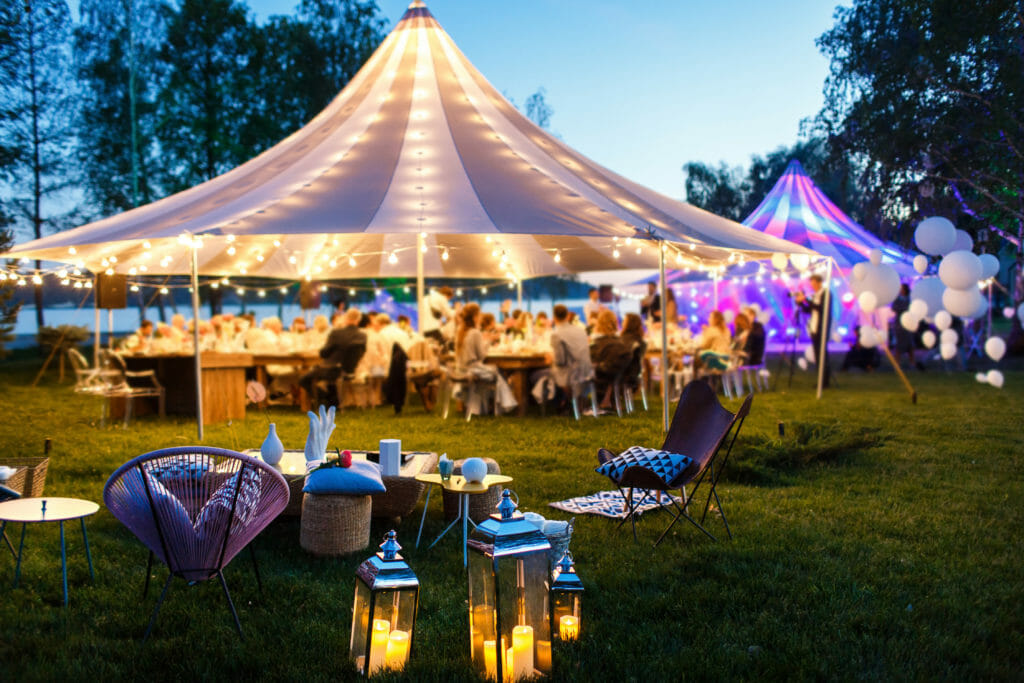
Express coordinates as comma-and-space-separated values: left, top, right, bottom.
5, 1, 819, 435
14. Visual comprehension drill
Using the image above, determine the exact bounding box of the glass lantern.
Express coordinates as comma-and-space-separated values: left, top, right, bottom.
467, 489, 552, 681
350, 530, 419, 676
549, 552, 583, 641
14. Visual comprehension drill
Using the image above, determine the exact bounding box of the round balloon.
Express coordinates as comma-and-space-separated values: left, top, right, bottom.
790, 253, 811, 271
978, 253, 1000, 280
952, 229, 974, 252
984, 337, 1006, 362
942, 286, 986, 318
869, 248, 883, 265
771, 253, 788, 270
940, 342, 957, 360
1003, 306, 1015, 319
858, 290, 878, 313
899, 311, 919, 332
913, 254, 929, 274
934, 310, 952, 330
938, 250, 983, 290
859, 326, 877, 348
852, 262, 868, 281
986, 369, 1004, 388
757, 311, 772, 325
1018, 302, 1024, 320
940, 328, 958, 346
975, 372, 988, 384
460, 457, 488, 484
860, 262, 901, 306
922, 330, 936, 348
911, 277, 945, 320
914, 216, 957, 255
804, 345, 816, 362
909, 298, 928, 318
723, 309, 735, 323
797, 357, 808, 371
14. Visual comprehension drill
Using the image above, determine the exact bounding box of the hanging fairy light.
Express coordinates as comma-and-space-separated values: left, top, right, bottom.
442, 249, 450, 261
349, 256, 357, 267
388, 252, 398, 265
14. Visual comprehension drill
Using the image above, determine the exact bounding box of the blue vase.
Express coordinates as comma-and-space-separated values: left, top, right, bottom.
261, 423, 284, 466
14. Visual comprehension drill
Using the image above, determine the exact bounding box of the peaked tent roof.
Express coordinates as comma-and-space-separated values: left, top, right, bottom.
742, 160, 912, 273
5, 1, 814, 280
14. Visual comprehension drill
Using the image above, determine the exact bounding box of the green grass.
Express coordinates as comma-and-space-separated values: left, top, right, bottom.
0, 351, 1022, 681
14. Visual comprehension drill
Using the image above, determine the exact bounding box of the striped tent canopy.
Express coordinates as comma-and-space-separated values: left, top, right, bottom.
4, 1, 813, 281
742, 159, 913, 274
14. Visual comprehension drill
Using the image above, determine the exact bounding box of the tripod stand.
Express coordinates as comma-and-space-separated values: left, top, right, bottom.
773, 306, 803, 390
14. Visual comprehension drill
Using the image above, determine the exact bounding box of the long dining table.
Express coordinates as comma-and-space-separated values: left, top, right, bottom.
485, 352, 550, 416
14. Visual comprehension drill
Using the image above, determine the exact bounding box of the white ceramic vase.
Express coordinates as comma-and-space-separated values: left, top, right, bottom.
261, 423, 284, 466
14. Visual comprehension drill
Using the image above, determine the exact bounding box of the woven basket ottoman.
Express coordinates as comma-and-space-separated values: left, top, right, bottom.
443, 457, 502, 524
300, 493, 372, 555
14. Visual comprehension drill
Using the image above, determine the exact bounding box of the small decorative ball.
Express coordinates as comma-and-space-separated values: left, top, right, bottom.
340, 450, 352, 468
461, 457, 488, 483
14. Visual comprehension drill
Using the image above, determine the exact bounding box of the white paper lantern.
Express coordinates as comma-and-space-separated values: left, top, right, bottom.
899, 311, 919, 332
921, 330, 936, 348
938, 250, 983, 290
770, 253, 788, 271
986, 370, 1004, 388
978, 253, 1000, 280
975, 372, 989, 384
911, 277, 945, 320
461, 457, 488, 484
1018, 302, 1024, 320
859, 326, 878, 348
804, 345, 816, 362
1003, 306, 1015, 319
913, 254, 929, 274
914, 216, 957, 255
852, 262, 867, 281
940, 328, 958, 346
934, 310, 952, 330
984, 337, 1006, 362
856, 262, 901, 306
952, 229, 974, 253
790, 253, 811, 271
868, 248, 883, 265
723, 309, 735, 324
858, 290, 878, 313
909, 299, 928, 318
942, 286, 986, 319
940, 342, 957, 360
757, 311, 772, 325
797, 357, 808, 371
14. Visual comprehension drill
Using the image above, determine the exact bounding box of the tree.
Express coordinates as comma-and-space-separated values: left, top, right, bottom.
155, 0, 253, 191
0, 0, 77, 328
525, 87, 554, 130
682, 161, 748, 221
74, 0, 165, 215
297, 0, 384, 107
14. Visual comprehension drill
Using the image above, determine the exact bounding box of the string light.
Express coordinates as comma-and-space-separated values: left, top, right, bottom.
442, 249, 450, 261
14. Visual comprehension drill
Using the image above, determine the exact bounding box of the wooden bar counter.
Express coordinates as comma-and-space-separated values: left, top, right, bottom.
124, 352, 253, 426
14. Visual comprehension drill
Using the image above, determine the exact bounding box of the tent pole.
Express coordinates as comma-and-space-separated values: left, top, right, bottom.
416, 232, 425, 333
713, 270, 719, 308
659, 243, 669, 432
108, 309, 114, 348
93, 300, 100, 367
190, 244, 204, 441
816, 258, 833, 400
516, 279, 523, 309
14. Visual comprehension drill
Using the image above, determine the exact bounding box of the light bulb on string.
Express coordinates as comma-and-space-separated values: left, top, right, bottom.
388, 252, 398, 265
227, 246, 236, 256
481, 286, 488, 294
236, 288, 244, 296
613, 249, 620, 259
279, 287, 287, 295
349, 256, 357, 267
349, 288, 356, 296
258, 290, 266, 298
553, 251, 561, 263
211, 282, 220, 289
160, 287, 169, 295
68, 247, 77, 255
442, 249, 450, 261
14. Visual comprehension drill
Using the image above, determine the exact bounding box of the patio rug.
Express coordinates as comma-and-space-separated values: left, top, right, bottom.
549, 489, 683, 519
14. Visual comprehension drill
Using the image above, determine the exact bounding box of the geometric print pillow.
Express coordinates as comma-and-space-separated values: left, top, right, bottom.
595, 446, 692, 487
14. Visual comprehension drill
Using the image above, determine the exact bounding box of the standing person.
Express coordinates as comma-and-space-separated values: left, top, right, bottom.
421, 286, 454, 346
890, 283, 918, 368
583, 288, 603, 328
640, 282, 661, 321
741, 307, 766, 365
794, 274, 833, 387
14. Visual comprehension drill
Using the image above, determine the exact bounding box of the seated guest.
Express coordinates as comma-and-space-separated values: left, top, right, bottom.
126, 319, 154, 353
589, 310, 631, 408
397, 314, 415, 338
304, 314, 330, 351
149, 323, 182, 354
619, 312, 645, 386
532, 303, 594, 407
298, 308, 366, 401
456, 303, 516, 414
290, 317, 307, 334
356, 313, 391, 379
533, 311, 552, 348
696, 310, 732, 371
479, 312, 501, 345
740, 307, 766, 366
170, 313, 188, 342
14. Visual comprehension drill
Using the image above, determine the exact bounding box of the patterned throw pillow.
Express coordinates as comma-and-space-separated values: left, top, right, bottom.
595, 446, 692, 487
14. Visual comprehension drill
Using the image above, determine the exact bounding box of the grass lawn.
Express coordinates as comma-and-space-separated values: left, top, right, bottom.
0, 351, 1022, 681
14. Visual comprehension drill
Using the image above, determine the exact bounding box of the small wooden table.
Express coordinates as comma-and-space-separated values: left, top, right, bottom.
486, 353, 550, 416
0, 497, 98, 606
415, 473, 513, 567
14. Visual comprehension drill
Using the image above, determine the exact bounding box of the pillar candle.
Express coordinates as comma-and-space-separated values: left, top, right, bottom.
511, 625, 534, 680
384, 629, 409, 670
368, 618, 390, 674
483, 639, 497, 681
559, 615, 579, 640
535, 640, 551, 672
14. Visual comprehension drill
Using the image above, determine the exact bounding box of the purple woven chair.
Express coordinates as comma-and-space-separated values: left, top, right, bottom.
104, 446, 289, 640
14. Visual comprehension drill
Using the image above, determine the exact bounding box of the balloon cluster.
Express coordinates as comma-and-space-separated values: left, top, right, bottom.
849, 247, 901, 347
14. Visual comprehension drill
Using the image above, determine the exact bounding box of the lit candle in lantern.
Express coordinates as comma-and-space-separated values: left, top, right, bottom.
368, 618, 390, 673
511, 625, 534, 680
483, 639, 498, 681
535, 640, 551, 671
384, 629, 409, 670
559, 615, 579, 641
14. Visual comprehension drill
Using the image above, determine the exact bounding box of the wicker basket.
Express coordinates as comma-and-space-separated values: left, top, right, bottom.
0, 457, 49, 497
443, 458, 502, 524
1, 467, 27, 496
300, 493, 371, 556
371, 452, 439, 520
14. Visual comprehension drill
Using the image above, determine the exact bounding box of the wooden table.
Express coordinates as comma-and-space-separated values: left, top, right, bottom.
415, 473, 514, 567
486, 353, 550, 416
250, 351, 321, 407
0, 497, 98, 606
124, 352, 253, 426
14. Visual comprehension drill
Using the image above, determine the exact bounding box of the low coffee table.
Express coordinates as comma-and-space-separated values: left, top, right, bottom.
0, 497, 98, 606
415, 473, 513, 567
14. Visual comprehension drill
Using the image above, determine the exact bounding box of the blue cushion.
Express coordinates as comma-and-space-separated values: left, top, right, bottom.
595, 446, 692, 487
303, 460, 386, 495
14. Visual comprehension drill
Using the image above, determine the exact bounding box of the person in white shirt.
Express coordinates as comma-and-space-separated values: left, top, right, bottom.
583, 288, 603, 329
421, 286, 454, 345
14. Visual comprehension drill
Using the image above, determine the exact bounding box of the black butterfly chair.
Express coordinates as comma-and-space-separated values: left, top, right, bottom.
598, 380, 752, 544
